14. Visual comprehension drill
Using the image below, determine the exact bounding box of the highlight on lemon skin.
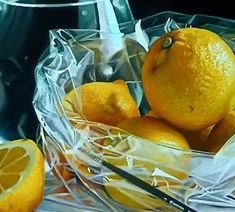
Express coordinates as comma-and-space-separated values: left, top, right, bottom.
0, 139, 45, 212
142, 27, 235, 131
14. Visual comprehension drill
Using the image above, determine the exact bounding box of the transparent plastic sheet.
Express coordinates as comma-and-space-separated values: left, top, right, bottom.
33, 12, 235, 211
0, 0, 133, 141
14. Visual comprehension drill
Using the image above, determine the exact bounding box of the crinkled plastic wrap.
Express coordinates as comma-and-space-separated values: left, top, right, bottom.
34, 12, 235, 211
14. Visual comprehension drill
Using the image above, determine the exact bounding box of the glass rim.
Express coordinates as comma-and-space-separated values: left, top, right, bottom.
0, 0, 104, 8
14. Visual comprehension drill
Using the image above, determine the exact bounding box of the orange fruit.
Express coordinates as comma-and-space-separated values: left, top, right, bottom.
61, 80, 140, 126
0, 139, 45, 211
142, 27, 235, 131
204, 111, 235, 153
103, 116, 190, 209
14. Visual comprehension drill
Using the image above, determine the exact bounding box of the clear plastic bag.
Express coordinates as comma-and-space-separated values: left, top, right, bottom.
34, 11, 235, 211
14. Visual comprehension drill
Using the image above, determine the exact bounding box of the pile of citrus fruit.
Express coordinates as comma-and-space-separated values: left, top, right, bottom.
56, 27, 235, 209
62, 27, 235, 155
141, 27, 235, 152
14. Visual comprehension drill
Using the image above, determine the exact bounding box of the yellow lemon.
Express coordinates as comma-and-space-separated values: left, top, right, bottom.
142, 27, 235, 131
61, 80, 140, 126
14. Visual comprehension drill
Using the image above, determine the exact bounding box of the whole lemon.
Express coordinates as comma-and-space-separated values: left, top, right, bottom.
142, 27, 235, 131
61, 79, 140, 126
103, 116, 190, 210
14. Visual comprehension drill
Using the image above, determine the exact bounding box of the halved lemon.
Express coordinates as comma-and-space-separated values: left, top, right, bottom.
0, 139, 45, 212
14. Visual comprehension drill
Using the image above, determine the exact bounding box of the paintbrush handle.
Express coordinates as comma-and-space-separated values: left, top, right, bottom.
102, 159, 196, 212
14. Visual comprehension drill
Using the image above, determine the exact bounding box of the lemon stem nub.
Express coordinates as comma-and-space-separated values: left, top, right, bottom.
163, 37, 172, 49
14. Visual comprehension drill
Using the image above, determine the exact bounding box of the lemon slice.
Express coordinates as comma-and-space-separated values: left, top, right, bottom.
0, 139, 45, 212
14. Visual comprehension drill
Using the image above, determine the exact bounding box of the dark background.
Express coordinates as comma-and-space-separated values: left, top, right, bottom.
129, 0, 235, 20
